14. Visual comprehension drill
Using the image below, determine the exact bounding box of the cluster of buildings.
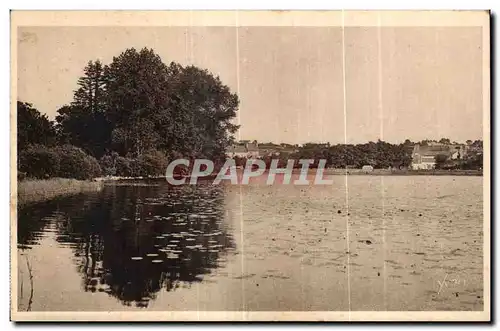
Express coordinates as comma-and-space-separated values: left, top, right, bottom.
225, 141, 298, 159
410, 142, 482, 170
225, 140, 483, 170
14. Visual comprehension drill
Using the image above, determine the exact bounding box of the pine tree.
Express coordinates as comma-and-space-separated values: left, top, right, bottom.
73, 60, 106, 112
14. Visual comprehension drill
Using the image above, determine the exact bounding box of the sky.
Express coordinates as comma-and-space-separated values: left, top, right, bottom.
17, 26, 483, 144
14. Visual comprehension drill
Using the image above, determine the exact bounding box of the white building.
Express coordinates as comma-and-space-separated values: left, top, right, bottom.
226, 142, 260, 159
411, 143, 465, 170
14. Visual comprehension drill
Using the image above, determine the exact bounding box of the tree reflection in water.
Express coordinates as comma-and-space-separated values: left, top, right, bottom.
17, 181, 235, 308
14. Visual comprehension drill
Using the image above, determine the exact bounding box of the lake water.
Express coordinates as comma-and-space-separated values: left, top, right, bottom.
17, 175, 484, 311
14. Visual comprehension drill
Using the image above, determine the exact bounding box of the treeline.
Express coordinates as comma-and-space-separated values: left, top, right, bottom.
234, 139, 483, 170
234, 140, 413, 169
18, 47, 240, 179
434, 145, 483, 171
292, 141, 413, 169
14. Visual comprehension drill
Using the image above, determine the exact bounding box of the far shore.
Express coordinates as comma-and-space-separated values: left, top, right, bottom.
320, 168, 483, 176
94, 168, 483, 183
17, 178, 104, 206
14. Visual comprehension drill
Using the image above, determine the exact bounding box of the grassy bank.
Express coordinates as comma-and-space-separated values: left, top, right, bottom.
17, 178, 104, 206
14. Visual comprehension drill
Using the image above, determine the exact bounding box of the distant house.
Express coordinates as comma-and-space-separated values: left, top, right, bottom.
361, 165, 374, 173
226, 142, 260, 159
259, 149, 281, 157
411, 143, 466, 170
253, 142, 298, 157
411, 144, 446, 170
449, 144, 466, 160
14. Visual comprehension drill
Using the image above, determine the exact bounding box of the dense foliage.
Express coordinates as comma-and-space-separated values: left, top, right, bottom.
18, 47, 240, 179
99, 150, 168, 177
290, 140, 413, 169
17, 101, 57, 150
18, 145, 101, 180
55, 48, 239, 161
434, 151, 483, 170
240, 140, 414, 170
234, 139, 484, 171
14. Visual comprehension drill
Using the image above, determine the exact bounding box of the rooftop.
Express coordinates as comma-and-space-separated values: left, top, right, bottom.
413, 144, 455, 156
227, 142, 259, 154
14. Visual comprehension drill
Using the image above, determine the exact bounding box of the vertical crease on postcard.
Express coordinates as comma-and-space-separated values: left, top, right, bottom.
341, 10, 352, 317
377, 12, 388, 310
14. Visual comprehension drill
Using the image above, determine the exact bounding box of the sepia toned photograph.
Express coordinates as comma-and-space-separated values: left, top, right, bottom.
10, 10, 490, 321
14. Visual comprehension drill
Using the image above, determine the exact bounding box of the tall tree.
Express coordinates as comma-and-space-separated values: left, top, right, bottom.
56, 60, 111, 157
103, 48, 170, 157
73, 60, 107, 112
56, 48, 240, 162
103, 48, 239, 160
55, 104, 111, 158
163, 64, 239, 160
17, 101, 56, 150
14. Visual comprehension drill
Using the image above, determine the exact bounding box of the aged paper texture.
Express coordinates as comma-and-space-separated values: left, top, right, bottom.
11, 10, 490, 322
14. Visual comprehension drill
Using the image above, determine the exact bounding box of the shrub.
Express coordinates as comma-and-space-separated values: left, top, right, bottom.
111, 150, 168, 177
20, 145, 169, 179
138, 150, 168, 177
18, 144, 101, 180
128, 158, 143, 177
115, 156, 132, 177
18, 144, 60, 179
99, 154, 114, 176
99, 152, 120, 176
55, 145, 102, 179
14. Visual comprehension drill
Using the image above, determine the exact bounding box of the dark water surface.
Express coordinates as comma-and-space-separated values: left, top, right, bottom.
18, 181, 236, 310
17, 176, 484, 311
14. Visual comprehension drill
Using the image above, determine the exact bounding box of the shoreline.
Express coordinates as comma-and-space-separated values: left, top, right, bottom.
17, 178, 104, 206
95, 168, 483, 183
15, 170, 482, 206
320, 168, 483, 176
